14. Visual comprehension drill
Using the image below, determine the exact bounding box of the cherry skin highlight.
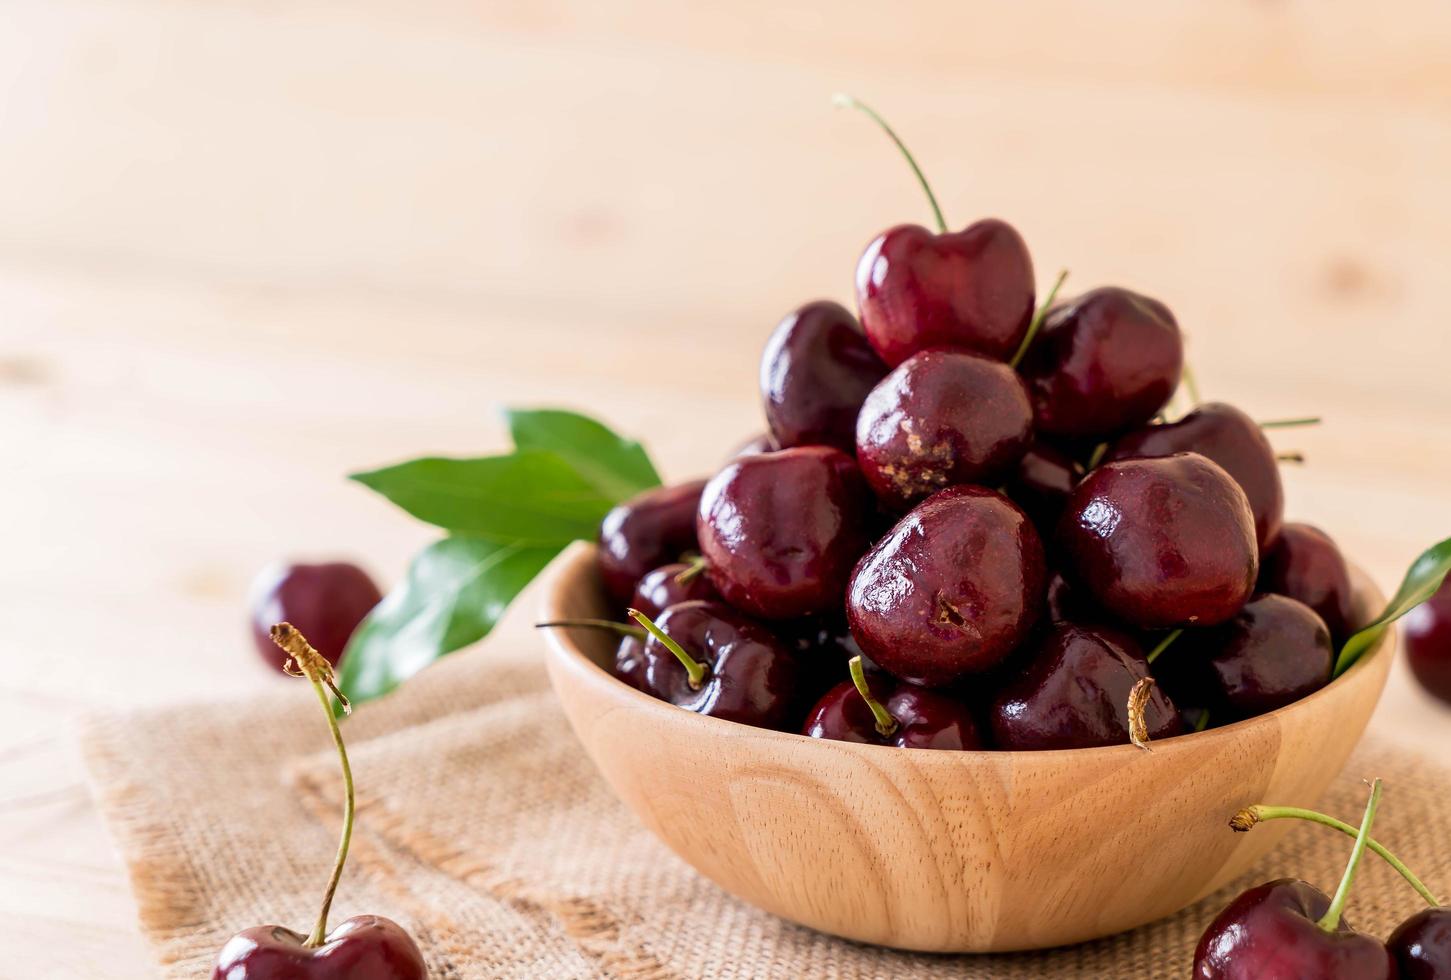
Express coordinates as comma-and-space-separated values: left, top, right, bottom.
596, 480, 706, 605
855, 348, 1033, 511
1058, 453, 1258, 628
1388, 906, 1451, 979
855, 219, 1035, 367
248, 562, 382, 673
211, 916, 427, 980
1405, 577, 1451, 707
1259, 522, 1361, 647
760, 299, 887, 452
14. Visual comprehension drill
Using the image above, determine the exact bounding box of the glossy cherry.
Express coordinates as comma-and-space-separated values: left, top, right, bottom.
629, 602, 804, 730
248, 562, 382, 673
1258, 522, 1361, 648
1059, 452, 1258, 628
212, 917, 427, 980
988, 622, 1182, 750
1107, 402, 1284, 551
1006, 441, 1082, 537
847, 485, 1046, 687
596, 479, 706, 605
760, 300, 887, 451
855, 349, 1033, 510
1389, 907, 1451, 978
1020, 286, 1182, 439
697, 446, 872, 620
629, 561, 719, 619
1405, 577, 1451, 707
803, 655, 982, 749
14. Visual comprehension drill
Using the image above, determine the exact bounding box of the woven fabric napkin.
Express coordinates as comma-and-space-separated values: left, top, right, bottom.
82, 636, 1450, 979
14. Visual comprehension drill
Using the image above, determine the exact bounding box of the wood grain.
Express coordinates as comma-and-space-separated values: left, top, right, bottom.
3, 1, 1450, 973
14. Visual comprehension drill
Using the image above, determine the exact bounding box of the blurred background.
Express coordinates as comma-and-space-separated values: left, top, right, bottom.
3, 2, 1449, 973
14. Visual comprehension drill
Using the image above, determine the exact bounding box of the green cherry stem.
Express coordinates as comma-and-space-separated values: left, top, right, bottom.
674, 554, 710, 586
1276, 451, 1306, 464
1180, 362, 1203, 407
271, 623, 354, 949
535, 618, 647, 640
628, 608, 708, 690
1230, 799, 1441, 907
1009, 269, 1070, 370
849, 655, 898, 737
1085, 442, 1110, 471
1193, 709, 1211, 733
833, 93, 947, 234
1145, 628, 1185, 665
1259, 416, 1323, 429
1317, 778, 1383, 933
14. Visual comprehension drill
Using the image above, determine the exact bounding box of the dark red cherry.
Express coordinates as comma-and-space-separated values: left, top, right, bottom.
597, 479, 706, 605
1259, 522, 1361, 646
855, 220, 1035, 367
1006, 441, 1083, 536
248, 562, 382, 673
988, 622, 1182, 750
629, 562, 719, 620
1059, 453, 1258, 628
1107, 402, 1283, 551
1020, 286, 1182, 439
760, 300, 887, 451
1388, 906, 1451, 979
1172, 594, 1333, 719
847, 485, 1046, 687
803, 662, 983, 750
1405, 577, 1451, 707
855, 349, 1033, 511
612, 632, 648, 691
1193, 879, 1394, 979
697, 447, 872, 620
632, 601, 803, 730
212, 916, 427, 980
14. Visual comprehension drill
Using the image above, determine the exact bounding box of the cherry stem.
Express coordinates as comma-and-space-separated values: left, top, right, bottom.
833, 93, 946, 234
1259, 416, 1322, 429
1231, 800, 1440, 907
627, 608, 707, 690
1276, 451, 1306, 464
1180, 362, 1202, 407
1317, 779, 1382, 933
848, 655, 898, 737
1127, 677, 1155, 752
1145, 628, 1184, 665
535, 618, 646, 639
270, 623, 354, 949
1193, 709, 1211, 732
1009, 269, 1070, 370
674, 554, 710, 586
1085, 442, 1109, 471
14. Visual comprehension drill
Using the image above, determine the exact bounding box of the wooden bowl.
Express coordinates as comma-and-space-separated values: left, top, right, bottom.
538, 542, 1393, 952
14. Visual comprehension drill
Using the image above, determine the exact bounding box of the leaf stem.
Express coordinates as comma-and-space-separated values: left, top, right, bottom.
535, 618, 646, 639
1146, 628, 1184, 665
849, 655, 898, 737
1230, 802, 1440, 907
628, 608, 708, 689
1009, 269, 1070, 370
1317, 779, 1382, 933
833, 93, 947, 234
1258, 416, 1322, 429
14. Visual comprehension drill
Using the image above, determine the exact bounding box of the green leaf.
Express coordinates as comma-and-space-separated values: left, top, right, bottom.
337, 536, 561, 705
351, 450, 614, 544
504, 408, 661, 502
1334, 536, 1451, 677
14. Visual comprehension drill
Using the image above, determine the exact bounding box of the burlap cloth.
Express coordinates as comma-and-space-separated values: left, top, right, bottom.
82, 635, 1451, 979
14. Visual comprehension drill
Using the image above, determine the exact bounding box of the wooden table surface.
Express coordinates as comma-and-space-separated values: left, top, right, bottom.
3, 2, 1450, 975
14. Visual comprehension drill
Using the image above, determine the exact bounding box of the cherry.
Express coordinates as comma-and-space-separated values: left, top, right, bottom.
596, 479, 706, 605
1006, 441, 1083, 537
1020, 287, 1183, 439
803, 655, 983, 749
730, 432, 779, 458
855, 349, 1033, 510
1059, 453, 1258, 628
1405, 577, 1451, 706
248, 562, 382, 673
628, 603, 804, 730
988, 622, 1183, 750
213, 625, 425, 980
629, 560, 719, 619
1389, 908, 1451, 978
1107, 402, 1284, 551
696, 446, 872, 620
760, 300, 887, 451
836, 95, 1035, 367
847, 485, 1046, 687
1195, 781, 1394, 979
1258, 522, 1362, 648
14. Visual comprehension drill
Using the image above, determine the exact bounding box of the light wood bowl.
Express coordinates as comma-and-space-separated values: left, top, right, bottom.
538, 541, 1393, 952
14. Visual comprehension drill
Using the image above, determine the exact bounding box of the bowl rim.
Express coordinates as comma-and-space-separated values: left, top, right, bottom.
539, 541, 1394, 764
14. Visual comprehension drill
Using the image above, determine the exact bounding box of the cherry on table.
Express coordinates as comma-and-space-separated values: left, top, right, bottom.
248, 562, 382, 673
1107, 402, 1284, 552
1058, 452, 1258, 629
697, 446, 872, 620
855, 348, 1033, 510
847, 485, 1046, 687
629, 560, 719, 620
1389, 907, 1451, 979
803, 655, 982, 749
1259, 522, 1361, 647
760, 299, 886, 452
596, 479, 707, 605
